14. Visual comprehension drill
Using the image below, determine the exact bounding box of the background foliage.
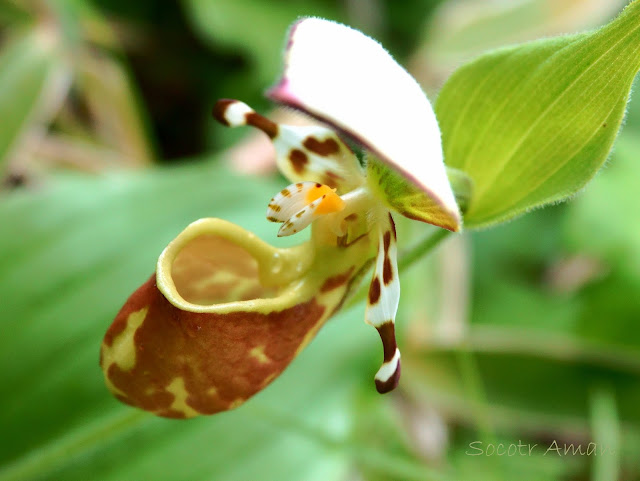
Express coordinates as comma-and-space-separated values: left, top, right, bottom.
1, 1, 639, 480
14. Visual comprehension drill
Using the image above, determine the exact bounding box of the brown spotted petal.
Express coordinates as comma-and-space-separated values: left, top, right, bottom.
213, 99, 364, 193
100, 218, 375, 418
365, 213, 401, 393
268, 18, 461, 231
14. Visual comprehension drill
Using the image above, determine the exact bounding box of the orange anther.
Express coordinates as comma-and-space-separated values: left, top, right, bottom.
316, 191, 345, 215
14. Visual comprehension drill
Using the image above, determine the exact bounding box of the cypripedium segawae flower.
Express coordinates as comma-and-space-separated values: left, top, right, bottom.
100, 17, 461, 418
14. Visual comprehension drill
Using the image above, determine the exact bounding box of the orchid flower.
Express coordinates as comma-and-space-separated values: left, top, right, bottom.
100, 18, 461, 418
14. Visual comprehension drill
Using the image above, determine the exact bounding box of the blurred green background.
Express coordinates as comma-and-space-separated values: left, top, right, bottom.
1, 0, 639, 480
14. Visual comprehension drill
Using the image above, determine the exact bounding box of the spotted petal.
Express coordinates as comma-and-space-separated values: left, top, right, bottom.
365, 214, 401, 394
268, 18, 461, 231
267, 182, 341, 221
214, 99, 364, 192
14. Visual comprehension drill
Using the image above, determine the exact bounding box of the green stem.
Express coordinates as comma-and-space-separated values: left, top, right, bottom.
398, 228, 451, 273
345, 228, 452, 310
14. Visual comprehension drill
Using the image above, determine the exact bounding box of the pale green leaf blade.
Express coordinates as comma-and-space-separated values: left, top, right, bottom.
0, 29, 59, 173
436, 1, 640, 228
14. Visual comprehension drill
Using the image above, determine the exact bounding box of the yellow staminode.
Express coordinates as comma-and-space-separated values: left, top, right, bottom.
306, 185, 345, 215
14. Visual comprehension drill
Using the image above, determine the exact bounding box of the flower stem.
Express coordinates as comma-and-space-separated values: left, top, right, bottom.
397, 228, 451, 273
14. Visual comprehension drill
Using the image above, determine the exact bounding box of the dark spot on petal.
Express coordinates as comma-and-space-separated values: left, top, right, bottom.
383, 232, 391, 252
245, 112, 279, 139
267, 216, 280, 222
368, 277, 381, 305
281, 188, 291, 197
337, 232, 368, 248
295, 210, 305, 218
388, 213, 397, 240
212, 99, 236, 126
345, 213, 358, 222
323, 176, 338, 189
296, 182, 304, 191
323, 171, 343, 189
289, 149, 308, 174
376, 322, 397, 362
320, 266, 355, 293
303, 136, 340, 156
383, 258, 393, 285
268, 203, 281, 212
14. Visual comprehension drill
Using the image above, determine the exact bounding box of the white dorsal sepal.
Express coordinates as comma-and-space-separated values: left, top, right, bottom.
364, 213, 401, 394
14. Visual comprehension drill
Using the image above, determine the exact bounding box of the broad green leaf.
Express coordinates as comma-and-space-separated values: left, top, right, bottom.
0, 29, 59, 173
436, 0, 640, 228
0, 161, 435, 481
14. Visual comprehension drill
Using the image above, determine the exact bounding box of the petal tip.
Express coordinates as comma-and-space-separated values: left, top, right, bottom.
375, 357, 401, 394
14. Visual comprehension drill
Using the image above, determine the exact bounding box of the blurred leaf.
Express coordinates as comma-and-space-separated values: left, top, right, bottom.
589, 387, 620, 481
564, 134, 640, 281
469, 205, 640, 357
0, 160, 438, 480
403, 348, 640, 440
181, 0, 340, 86
449, 432, 573, 481
422, 0, 624, 67
0, 28, 59, 173
0, 1, 32, 25
436, 1, 640, 228
77, 52, 155, 166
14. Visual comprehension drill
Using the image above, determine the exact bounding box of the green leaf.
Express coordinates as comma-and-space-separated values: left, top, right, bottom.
436, 1, 640, 228
0, 29, 59, 174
